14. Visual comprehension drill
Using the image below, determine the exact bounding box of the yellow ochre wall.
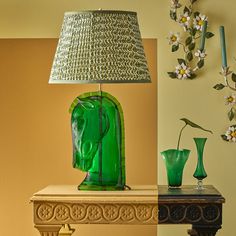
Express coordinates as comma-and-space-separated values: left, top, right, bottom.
0, 38, 157, 236
0, 0, 236, 236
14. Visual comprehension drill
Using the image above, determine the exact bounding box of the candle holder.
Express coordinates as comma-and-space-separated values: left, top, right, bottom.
167, 0, 214, 80
214, 26, 236, 142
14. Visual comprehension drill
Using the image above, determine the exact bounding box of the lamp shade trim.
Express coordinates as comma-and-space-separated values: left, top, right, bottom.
64, 10, 137, 15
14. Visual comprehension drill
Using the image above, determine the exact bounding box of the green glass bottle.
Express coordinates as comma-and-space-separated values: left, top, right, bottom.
193, 138, 207, 190
161, 149, 190, 188
71, 91, 125, 190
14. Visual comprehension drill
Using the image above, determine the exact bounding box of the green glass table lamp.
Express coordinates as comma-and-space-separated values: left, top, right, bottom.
49, 10, 151, 190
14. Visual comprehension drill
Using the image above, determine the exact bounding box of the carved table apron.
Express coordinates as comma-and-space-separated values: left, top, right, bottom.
158, 185, 225, 236
31, 185, 224, 236
31, 185, 158, 236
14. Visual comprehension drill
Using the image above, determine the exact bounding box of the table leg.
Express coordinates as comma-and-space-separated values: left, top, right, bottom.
187, 225, 221, 236
59, 224, 75, 236
35, 224, 62, 236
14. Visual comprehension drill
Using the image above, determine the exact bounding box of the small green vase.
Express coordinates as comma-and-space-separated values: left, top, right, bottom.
193, 138, 207, 190
161, 149, 190, 188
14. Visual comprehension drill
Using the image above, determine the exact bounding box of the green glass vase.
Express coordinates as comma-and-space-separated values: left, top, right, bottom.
193, 138, 207, 190
71, 91, 125, 191
161, 149, 190, 188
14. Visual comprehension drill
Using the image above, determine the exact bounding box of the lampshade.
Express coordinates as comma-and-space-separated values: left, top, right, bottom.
49, 10, 151, 84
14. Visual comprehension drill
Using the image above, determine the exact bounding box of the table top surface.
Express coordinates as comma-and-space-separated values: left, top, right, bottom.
158, 185, 225, 203
32, 185, 157, 196
30, 185, 225, 204
158, 185, 221, 196
31, 185, 158, 203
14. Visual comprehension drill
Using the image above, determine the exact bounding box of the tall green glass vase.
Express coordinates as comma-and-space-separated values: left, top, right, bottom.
161, 149, 190, 188
193, 138, 207, 190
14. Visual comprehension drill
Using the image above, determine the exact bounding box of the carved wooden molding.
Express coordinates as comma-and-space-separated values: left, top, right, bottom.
158, 203, 221, 224
34, 202, 158, 225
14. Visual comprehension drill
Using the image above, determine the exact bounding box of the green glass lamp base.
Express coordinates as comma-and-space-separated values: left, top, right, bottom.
78, 181, 125, 191
71, 91, 126, 191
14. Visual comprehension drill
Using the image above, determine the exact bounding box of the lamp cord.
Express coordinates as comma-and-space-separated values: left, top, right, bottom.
99, 83, 103, 184
99, 83, 102, 93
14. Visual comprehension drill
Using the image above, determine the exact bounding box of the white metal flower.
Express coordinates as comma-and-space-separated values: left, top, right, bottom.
175, 63, 191, 79
178, 12, 190, 30
224, 94, 236, 105
195, 50, 207, 59
168, 32, 180, 46
170, 0, 181, 9
225, 126, 236, 142
193, 14, 208, 31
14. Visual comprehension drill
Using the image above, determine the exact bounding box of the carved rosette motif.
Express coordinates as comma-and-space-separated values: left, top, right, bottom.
136, 205, 152, 221
158, 204, 221, 224
120, 205, 135, 221
158, 205, 169, 222
103, 205, 119, 221
170, 205, 186, 222
203, 205, 220, 223
55, 204, 70, 221
37, 204, 54, 221
87, 205, 103, 221
71, 204, 86, 220
34, 202, 157, 225
186, 205, 202, 222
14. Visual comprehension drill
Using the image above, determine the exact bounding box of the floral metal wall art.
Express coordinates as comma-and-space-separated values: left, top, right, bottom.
213, 62, 236, 122
221, 125, 236, 142
167, 0, 214, 80
216, 26, 236, 142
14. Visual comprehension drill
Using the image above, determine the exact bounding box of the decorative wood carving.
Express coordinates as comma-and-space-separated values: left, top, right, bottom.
31, 185, 225, 236
158, 185, 225, 236
158, 204, 221, 224
34, 202, 158, 225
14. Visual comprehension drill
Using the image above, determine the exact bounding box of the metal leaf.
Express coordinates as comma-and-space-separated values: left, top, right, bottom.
168, 72, 177, 79
172, 44, 179, 52
205, 32, 214, 39
187, 52, 193, 61
228, 108, 234, 121
221, 134, 228, 141
185, 36, 192, 46
180, 118, 213, 133
213, 83, 225, 90
197, 59, 204, 69
177, 58, 186, 65
170, 10, 177, 21
231, 73, 236, 82
188, 42, 196, 51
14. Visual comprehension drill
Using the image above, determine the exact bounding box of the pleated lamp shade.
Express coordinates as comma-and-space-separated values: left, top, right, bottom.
49, 10, 151, 84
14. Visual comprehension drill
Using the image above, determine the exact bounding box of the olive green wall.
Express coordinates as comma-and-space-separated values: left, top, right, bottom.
0, 0, 235, 236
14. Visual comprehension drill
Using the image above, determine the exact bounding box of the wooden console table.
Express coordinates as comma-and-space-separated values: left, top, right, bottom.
31, 185, 224, 236
31, 185, 158, 235
158, 185, 225, 236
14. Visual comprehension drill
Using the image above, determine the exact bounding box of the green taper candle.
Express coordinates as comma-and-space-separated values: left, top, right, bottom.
199, 21, 207, 51
219, 26, 227, 68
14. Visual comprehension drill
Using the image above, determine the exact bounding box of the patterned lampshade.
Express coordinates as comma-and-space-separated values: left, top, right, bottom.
49, 10, 151, 84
